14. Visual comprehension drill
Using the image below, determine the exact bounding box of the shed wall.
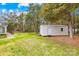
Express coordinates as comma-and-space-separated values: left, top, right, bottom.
40, 25, 69, 36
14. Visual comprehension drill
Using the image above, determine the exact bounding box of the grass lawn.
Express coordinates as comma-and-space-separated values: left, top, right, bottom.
0, 33, 79, 56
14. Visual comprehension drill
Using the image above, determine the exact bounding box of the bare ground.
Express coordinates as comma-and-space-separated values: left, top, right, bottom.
48, 36, 79, 47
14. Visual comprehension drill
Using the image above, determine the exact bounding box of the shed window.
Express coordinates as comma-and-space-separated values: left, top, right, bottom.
61, 28, 63, 32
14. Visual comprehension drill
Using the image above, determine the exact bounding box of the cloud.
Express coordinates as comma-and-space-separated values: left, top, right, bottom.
9, 9, 14, 12
15, 9, 20, 16
18, 3, 29, 8
23, 11, 28, 14
15, 9, 28, 16
1, 3, 6, 5
2, 9, 6, 13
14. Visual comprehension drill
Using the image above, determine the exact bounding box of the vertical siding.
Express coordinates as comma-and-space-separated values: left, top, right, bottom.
0, 27, 3, 33
40, 25, 68, 36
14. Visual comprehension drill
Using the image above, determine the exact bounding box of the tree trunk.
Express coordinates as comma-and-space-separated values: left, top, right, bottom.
73, 24, 75, 34
23, 20, 25, 32
69, 24, 73, 38
68, 12, 73, 39
69, 13, 73, 39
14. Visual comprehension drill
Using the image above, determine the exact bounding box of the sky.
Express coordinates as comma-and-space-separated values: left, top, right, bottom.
0, 3, 29, 13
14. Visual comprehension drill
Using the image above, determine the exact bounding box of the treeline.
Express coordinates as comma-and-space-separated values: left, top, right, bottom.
2, 3, 79, 37
2, 4, 42, 33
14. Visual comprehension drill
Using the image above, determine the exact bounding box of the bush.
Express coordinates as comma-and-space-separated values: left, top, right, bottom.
0, 34, 7, 38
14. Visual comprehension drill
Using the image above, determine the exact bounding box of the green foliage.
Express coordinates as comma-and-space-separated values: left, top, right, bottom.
7, 19, 17, 33
3, 3, 79, 34
23, 4, 41, 32
40, 3, 79, 23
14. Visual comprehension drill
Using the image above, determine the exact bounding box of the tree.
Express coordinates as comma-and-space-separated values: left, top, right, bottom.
7, 19, 17, 33
7, 12, 18, 33
25, 3, 41, 32
16, 13, 26, 32
39, 3, 79, 38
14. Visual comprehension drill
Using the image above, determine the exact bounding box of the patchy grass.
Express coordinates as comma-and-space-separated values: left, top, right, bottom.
0, 33, 79, 56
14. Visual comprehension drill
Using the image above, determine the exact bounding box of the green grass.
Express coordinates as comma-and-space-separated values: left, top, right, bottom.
0, 33, 79, 56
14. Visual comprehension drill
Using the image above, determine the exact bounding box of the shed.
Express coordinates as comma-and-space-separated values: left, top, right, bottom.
0, 17, 8, 34
40, 25, 69, 36
0, 22, 7, 34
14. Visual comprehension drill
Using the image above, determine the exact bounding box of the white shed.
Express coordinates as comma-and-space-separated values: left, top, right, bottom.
40, 25, 69, 36
0, 23, 7, 34
0, 17, 8, 35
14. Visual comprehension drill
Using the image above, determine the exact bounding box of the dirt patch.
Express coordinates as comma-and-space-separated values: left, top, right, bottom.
6, 33, 15, 38
48, 36, 79, 47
